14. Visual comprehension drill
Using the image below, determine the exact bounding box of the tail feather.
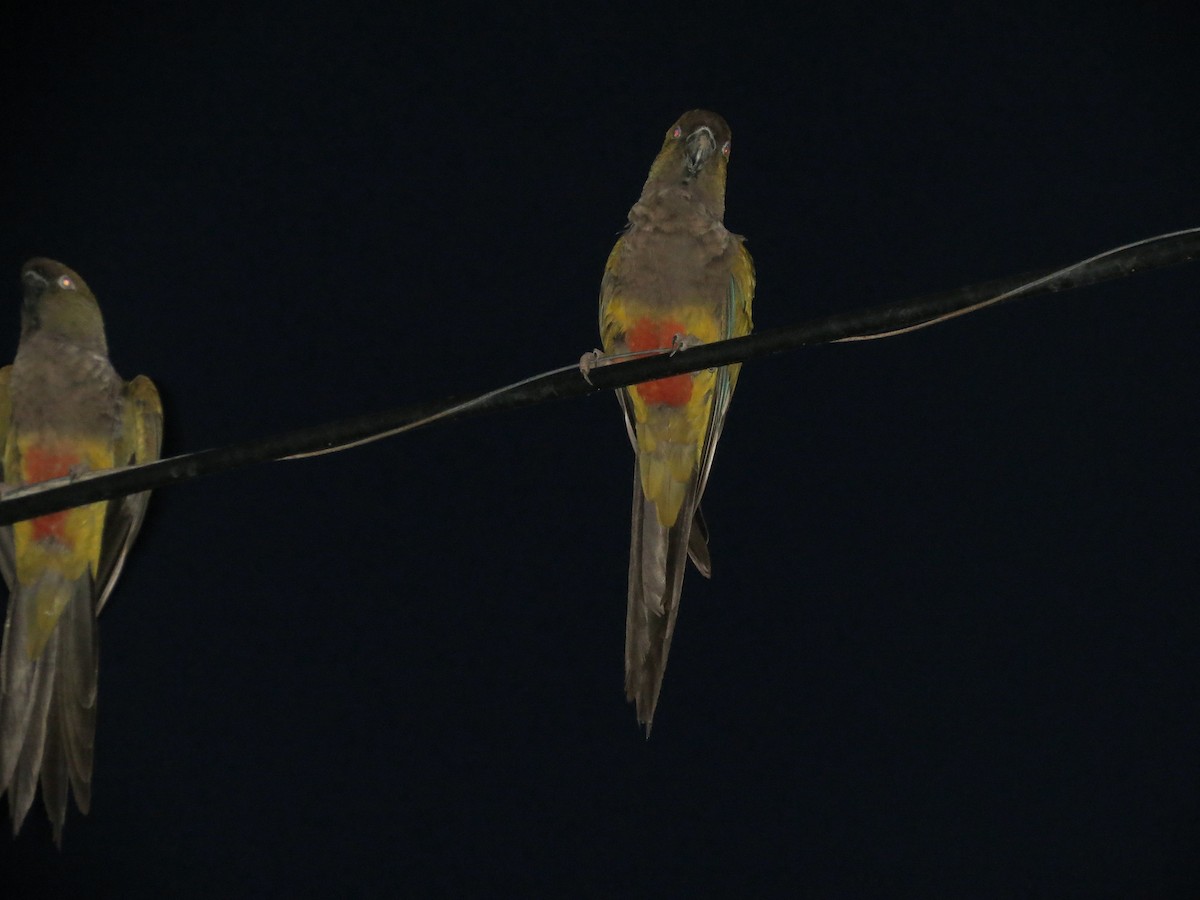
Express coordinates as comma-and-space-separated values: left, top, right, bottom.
54, 572, 98, 813
2, 613, 57, 835
625, 459, 699, 734
687, 506, 711, 578
0, 573, 96, 839
40, 698, 68, 846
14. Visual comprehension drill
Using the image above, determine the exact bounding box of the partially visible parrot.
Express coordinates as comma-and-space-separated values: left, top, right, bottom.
598, 110, 754, 732
0, 258, 162, 843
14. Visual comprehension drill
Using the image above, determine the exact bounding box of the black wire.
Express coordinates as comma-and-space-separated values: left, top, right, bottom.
0, 226, 1196, 526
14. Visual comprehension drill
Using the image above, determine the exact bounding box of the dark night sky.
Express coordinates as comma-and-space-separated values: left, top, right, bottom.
2, 2, 1199, 895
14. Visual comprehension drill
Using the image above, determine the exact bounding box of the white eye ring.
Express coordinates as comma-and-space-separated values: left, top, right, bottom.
57, 275, 75, 290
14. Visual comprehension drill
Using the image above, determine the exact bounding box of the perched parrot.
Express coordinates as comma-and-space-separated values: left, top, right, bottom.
0, 258, 162, 844
598, 110, 754, 732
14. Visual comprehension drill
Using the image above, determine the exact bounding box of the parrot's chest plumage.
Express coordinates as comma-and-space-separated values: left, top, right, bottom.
615, 188, 737, 319
9, 333, 123, 442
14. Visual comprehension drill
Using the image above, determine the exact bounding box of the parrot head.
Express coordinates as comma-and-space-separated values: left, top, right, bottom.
20, 257, 107, 350
642, 109, 733, 216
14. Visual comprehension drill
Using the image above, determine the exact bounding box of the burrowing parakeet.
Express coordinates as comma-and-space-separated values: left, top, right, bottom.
598, 111, 754, 732
0, 258, 162, 843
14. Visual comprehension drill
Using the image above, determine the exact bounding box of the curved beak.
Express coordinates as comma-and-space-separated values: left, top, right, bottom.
22, 268, 47, 288
21, 266, 48, 305
685, 125, 716, 176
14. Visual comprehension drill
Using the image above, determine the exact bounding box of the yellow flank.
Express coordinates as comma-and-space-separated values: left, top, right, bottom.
602, 296, 725, 529
634, 378, 715, 527
10, 436, 113, 658
599, 293, 727, 356
28, 574, 74, 659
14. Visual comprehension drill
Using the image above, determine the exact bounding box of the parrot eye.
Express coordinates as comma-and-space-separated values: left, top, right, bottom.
57, 275, 75, 290
672, 126, 683, 139
721, 141, 731, 158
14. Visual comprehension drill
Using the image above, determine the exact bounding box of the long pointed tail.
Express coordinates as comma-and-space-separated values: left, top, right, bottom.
0, 573, 97, 843
624, 460, 698, 734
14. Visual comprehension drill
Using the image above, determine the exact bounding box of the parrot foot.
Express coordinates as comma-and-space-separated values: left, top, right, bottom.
669, 333, 702, 355
579, 348, 610, 385
67, 463, 89, 480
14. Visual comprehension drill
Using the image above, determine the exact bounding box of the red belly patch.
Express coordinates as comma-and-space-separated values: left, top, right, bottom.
627, 317, 693, 407
23, 446, 81, 543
